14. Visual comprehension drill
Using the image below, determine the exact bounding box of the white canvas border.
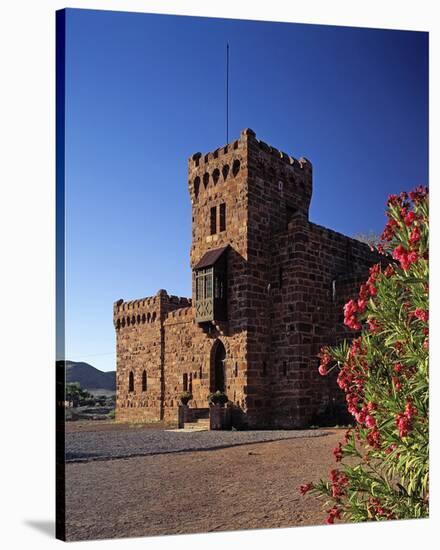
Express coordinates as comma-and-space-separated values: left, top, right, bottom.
0, 1, 437, 548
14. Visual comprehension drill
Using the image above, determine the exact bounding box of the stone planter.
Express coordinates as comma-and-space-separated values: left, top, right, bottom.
177, 404, 188, 429
209, 403, 232, 430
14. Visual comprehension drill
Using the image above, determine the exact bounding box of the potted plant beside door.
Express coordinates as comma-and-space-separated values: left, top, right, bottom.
179, 391, 193, 406
207, 391, 229, 430
207, 391, 228, 406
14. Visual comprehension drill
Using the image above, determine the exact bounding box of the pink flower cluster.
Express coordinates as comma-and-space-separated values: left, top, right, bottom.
317, 348, 332, 376
395, 400, 418, 438
392, 245, 419, 271
299, 482, 313, 496
343, 264, 382, 331
325, 506, 342, 524
368, 497, 395, 520
330, 469, 349, 500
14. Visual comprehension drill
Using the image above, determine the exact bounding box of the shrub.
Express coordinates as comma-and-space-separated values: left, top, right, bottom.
300, 187, 429, 524
179, 391, 193, 406
208, 391, 229, 406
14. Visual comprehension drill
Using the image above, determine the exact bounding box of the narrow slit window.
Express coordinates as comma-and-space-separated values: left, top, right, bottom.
128, 371, 134, 392
219, 203, 226, 232
183, 373, 188, 392
210, 206, 217, 235
142, 370, 147, 392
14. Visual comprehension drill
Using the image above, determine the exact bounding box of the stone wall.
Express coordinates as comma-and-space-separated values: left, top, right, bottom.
114, 129, 383, 429
266, 218, 383, 427
114, 291, 190, 423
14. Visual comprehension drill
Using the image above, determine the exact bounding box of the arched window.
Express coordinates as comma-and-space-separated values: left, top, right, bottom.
128, 371, 134, 392
141, 313, 146, 324
152, 311, 157, 322
211, 340, 226, 393
212, 168, 220, 185
147, 312, 151, 323
203, 172, 210, 189
222, 164, 230, 180
232, 159, 240, 176
116, 319, 121, 330
142, 370, 147, 392
137, 314, 141, 324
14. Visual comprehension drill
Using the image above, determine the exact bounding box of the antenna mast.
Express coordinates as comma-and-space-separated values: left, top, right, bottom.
226, 42, 229, 143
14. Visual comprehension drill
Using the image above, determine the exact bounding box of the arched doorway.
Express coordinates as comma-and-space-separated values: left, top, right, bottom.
212, 340, 226, 392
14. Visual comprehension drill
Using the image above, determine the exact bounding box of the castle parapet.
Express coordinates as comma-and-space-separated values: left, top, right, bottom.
188, 128, 312, 210
113, 290, 191, 330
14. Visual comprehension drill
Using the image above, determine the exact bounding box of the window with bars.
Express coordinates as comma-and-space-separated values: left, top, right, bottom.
195, 268, 214, 301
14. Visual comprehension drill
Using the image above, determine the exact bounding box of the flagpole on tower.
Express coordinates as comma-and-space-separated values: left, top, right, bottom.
226, 42, 229, 144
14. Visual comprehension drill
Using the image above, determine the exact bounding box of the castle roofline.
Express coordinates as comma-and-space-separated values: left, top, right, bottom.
189, 128, 312, 170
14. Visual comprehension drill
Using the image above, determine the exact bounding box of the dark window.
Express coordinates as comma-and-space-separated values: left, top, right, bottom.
128, 371, 134, 392
212, 168, 220, 184
203, 172, 210, 189
183, 373, 188, 392
210, 206, 217, 235
232, 159, 240, 176
219, 203, 226, 232
194, 176, 200, 198
214, 275, 224, 299
263, 361, 267, 376
142, 370, 147, 392
282, 362, 287, 376
189, 373, 193, 393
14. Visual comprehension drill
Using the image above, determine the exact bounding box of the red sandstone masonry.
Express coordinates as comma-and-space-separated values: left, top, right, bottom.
114, 129, 382, 428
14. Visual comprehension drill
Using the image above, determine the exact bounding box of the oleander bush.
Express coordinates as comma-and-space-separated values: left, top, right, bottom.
300, 186, 429, 524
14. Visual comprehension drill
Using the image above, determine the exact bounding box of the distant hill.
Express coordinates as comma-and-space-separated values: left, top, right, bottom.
59, 361, 116, 394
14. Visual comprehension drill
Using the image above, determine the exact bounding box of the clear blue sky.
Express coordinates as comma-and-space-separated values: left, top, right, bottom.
63, 9, 428, 372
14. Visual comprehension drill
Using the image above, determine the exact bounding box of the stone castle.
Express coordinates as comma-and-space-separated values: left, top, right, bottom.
114, 129, 380, 429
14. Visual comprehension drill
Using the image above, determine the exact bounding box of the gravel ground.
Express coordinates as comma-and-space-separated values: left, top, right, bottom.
65, 428, 328, 462
65, 428, 344, 541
